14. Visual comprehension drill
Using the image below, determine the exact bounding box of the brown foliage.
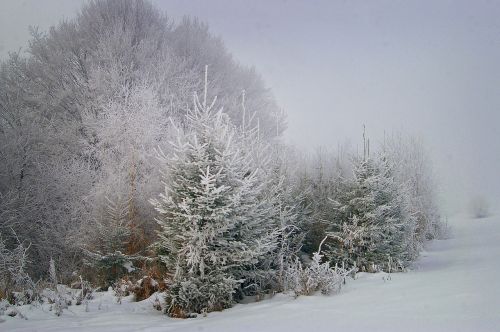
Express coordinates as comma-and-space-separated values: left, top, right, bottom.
132, 263, 168, 301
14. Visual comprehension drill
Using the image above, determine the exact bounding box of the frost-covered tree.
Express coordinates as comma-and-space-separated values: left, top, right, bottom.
384, 134, 441, 241
77, 81, 173, 257
225, 93, 303, 295
296, 146, 350, 256
262, 143, 308, 292
82, 196, 140, 287
0, 54, 78, 279
326, 154, 414, 272
0, 233, 34, 302
151, 73, 276, 316
0, 0, 282, 281
371, 155, 418, 267
326, 157, 383, 271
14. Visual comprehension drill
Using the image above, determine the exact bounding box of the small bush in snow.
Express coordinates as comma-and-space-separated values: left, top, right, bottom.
75, 277, 93, 306
153, 295, 162, 311
284, 237, 351, 296
0, 299, 9, 316
44, 260, 72, 316
113, 279, 134, 304
165, 274, 236, 317
133, 276, 161, 302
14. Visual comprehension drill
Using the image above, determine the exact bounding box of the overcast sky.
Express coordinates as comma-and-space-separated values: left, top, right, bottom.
1, 0, 499, 212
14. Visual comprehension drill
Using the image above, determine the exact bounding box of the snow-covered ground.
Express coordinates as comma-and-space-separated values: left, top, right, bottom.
3, 213, 500, 332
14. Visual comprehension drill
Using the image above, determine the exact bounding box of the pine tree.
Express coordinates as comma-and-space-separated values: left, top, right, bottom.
326, 157, 382, 271
83, 196, 137, 287
384, 134, 441, 242
369, 155, 415, 270
326, 154, 414, 272
151, 69, 276, 316
263, 143, 307, 292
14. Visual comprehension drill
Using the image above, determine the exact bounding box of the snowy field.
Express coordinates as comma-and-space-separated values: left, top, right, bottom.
3, 213, 500, 332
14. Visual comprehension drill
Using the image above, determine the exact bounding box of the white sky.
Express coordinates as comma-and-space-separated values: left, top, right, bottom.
1, 0, 499, 212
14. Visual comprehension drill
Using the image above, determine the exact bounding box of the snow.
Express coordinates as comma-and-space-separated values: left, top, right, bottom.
122, 261, 135, 273
3, 213, 500, 331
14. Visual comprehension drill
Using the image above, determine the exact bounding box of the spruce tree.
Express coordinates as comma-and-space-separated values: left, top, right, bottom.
151, 71, 276, 316
327, 154, 413, 272
369, 155, 413, 270
83, 196, 137, 287
326, 157, 383, 271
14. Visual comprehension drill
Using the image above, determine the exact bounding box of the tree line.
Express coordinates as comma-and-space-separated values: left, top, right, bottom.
0, 0, 443, 318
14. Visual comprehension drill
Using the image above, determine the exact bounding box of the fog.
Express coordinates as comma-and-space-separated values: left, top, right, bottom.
1, 0, 499, 213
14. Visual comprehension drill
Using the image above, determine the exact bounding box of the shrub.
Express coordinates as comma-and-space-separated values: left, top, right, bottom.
284, 237, 352, 296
